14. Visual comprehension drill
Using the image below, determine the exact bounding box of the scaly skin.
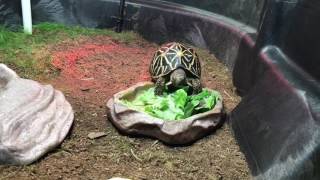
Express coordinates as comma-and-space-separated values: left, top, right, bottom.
190, 78, 202, 95
155, 77, 166, 96
170, 69, 186, 87
155, 70, 201, 96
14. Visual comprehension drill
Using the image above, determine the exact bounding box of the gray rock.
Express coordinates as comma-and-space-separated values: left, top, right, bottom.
108, 178, 131, 180
0, 64, 74, 165
87, 132, 107, 139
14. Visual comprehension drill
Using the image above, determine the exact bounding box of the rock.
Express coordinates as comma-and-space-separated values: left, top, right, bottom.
108, 178, 131, 180
0, 64, 74, 165
164, 161, 174, 170
87, 132, 107, 139
107, 82, 224, 145
207, 174, 223, 180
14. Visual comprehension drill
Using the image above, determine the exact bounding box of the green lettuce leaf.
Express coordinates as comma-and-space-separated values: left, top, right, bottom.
121, 87, 220, 121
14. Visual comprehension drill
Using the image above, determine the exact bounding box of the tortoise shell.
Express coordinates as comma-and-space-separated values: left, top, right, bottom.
150, 42, 201, 79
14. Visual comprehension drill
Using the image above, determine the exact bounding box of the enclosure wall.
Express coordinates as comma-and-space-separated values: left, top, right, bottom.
162, 0, 264, 27
0, 0, 320, 179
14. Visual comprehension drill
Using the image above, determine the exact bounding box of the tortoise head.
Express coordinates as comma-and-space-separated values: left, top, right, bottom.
170, 68, 186, 87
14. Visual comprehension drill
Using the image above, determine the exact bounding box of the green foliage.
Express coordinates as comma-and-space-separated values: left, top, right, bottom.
122, 88, 221, 120
0, 23, 139, 78
0, 26, 38, 77
33, 23, 138, 43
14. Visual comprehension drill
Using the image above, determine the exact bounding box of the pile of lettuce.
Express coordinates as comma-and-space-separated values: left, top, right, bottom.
121, 87, 221, 120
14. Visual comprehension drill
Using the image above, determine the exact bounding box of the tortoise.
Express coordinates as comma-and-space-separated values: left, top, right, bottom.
149, 42, 202, 95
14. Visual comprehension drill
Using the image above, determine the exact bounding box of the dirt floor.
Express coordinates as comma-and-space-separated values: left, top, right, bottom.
0, 35, 250, 179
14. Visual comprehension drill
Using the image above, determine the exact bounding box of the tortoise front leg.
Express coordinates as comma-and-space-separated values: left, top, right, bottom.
155, 77, 166, 96
188, 78, 202, 95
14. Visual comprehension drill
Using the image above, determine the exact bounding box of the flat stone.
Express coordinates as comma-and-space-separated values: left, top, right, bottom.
164, 161, 174, 170
87, 132, 107, 139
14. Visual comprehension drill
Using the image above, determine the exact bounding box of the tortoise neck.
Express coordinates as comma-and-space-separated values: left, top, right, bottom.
170, 69, 186, 87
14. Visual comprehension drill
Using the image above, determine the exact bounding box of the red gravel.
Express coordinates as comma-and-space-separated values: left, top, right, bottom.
51, 36, 156, 106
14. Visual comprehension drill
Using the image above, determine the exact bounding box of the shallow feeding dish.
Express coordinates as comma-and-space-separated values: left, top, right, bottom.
107, 82, 224, 145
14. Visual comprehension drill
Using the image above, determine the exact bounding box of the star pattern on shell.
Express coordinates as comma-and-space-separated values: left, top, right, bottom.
150, 42, 201, 79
